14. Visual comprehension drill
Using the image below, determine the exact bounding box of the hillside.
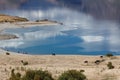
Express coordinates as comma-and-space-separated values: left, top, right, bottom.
0, 51, 120, 80
0, 14, 28, 23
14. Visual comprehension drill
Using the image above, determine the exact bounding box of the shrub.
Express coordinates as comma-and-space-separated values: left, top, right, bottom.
94, 60, 101, 65
52, 53, 56, 56
23, 61, 28, 66
22, 70, 35, 80
9, 69, 21, 80
6, 52, 10, 55
80, 70, 85, 73
21, 60, 24, 63
106, 53, 113, 57
84, 61, 88, 63
22, 69, 54, 80
9, 69, 54, 80
21, 60, 28, 66
58, 70, 86, 80
36, 20, 39, 22
107, 62, 114, 69
100, 56, 103, 58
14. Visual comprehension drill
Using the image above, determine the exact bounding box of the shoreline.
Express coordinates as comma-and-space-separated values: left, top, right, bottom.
0, 20, 61, 40
2, 48, 119, 56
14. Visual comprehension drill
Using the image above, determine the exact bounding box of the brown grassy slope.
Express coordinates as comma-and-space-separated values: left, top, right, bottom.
0, 51, 120, 80
0, 14, 28, 23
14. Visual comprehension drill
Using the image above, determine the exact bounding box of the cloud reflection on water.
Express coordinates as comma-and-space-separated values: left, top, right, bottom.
0, 8, 120, 54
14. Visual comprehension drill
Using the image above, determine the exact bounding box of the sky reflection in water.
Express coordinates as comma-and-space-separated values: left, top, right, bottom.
0, 8, 120, 55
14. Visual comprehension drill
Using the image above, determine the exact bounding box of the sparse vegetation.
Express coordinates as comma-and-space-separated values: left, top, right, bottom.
58, 70, 86, 80
84, 61, 88, 63
21, 60, 28, 66
52, 53, 56, 56
9, 69, 21, 80
106, 53, 113, 57
36, 19, 49, 22
22, 70, 54, 80
23, 61, 28, 66
36, 20, 39, 22
9, 69, 54, 80
6, 52, 10, 55
107, 62, 114, 69
84, 61, 88, 66
80, 70, 85, 73
100, 56, 103, 58
94, 60, 101, 65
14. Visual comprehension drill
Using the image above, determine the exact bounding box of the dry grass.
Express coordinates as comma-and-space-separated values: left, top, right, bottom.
0, 14, 28, 23
0, 49, 120, 80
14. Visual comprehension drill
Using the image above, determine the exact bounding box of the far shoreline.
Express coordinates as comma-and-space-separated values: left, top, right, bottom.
0, 20, 62, 40
1, 48, 119, 56
0, 14, 63, 40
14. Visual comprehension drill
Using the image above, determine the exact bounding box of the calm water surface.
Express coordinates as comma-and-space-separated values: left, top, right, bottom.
0, 8, 120, 55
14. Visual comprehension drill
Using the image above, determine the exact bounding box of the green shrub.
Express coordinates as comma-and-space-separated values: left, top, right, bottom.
9, 69, 54, 80
9, 69, 21, 80
80, 70, 85, 73
22, 70, 35, 80
107, 62, 114, 69
22, 69, 54, 80
58, 70, 86, 80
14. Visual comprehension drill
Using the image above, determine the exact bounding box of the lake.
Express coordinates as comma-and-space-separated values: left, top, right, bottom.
0, 7, 120, 55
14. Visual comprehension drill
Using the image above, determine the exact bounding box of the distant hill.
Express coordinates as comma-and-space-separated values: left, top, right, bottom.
0, 14, 28, 23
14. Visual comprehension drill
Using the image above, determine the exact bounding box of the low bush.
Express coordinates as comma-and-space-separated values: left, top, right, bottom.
9, 69, 54, 80
94, 60, 101, 65
100, 56, 103, 58
84, 61, 88, 63
52, 53, 56, 56
9, 69, 21, 80
9, 69, 87, 80
107, 62, 114, 69
6, 52, 10, 55
58, 70, 86, 80
22, 61, 28, 66
80, 70, 85, 73
106, 53, 113, 57
22, 70, 54, 80
21, 60, 28, 66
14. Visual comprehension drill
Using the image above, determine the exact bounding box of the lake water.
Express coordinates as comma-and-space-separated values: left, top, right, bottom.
0, 7, 120, 55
